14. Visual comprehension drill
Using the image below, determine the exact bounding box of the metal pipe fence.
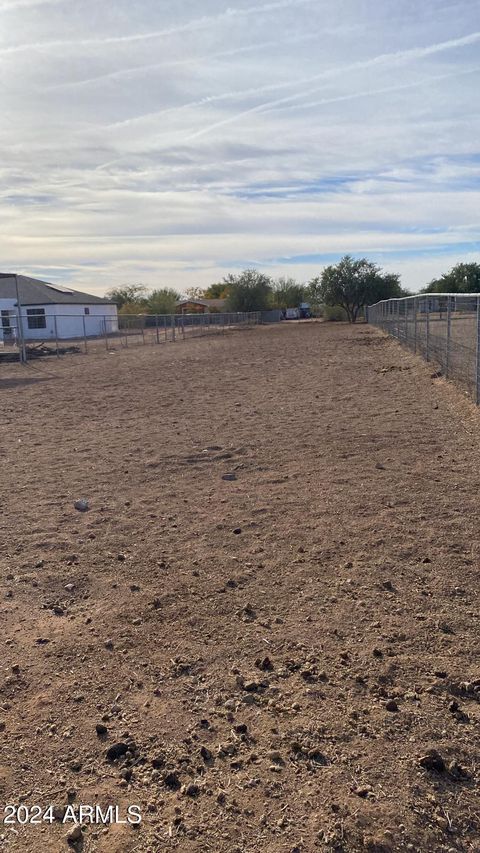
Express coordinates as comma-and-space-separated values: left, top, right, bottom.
0, 311, 261, 363
367, 294, 480, 402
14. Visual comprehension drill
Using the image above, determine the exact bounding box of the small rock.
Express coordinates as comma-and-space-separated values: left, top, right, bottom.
448, 760, 469, 780
163, 771, 181, 790
65, 824, 83, 843
104, 639, 114, 650
65, 584, 75, 592
256, 656, 274, 671
200, 746, 213, 762
74, 499, 89, 512
385, 700, 399, 712
184, 782, 200, 797
106, 742, 129, 762
419, 750, 445, 773
117, 554, 126, 562
355, 784, 374, 799
233, 528, 242, 535
375, 463, 385, 470
95, 723, 108, 737
222, 473, 237, 481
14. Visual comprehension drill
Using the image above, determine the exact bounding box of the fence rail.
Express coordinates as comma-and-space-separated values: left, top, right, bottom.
367, 294, 480, 402
0, 311, 261, 363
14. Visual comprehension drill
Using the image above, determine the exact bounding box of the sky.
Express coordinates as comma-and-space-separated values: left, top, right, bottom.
0, 0, 479, 296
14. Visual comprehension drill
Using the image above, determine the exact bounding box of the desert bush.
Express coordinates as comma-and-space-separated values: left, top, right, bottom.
323, 304, 348, 321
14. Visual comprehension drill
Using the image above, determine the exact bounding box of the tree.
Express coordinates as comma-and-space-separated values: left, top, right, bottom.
106, 284, 148, 310
146, 288, 181, 315
320, 256, 402, 323
185, 287, 204, 300
305, 276, 323, 308
423, 262, 480, 294
224, 269, 273, 312
203, 282, 230, 299
271, 277, 306, 309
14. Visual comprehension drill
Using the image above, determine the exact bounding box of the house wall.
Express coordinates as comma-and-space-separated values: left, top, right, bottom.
0, 299, 118, 341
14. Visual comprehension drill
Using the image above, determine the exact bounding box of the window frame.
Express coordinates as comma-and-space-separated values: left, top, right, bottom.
26, 308, 47, 330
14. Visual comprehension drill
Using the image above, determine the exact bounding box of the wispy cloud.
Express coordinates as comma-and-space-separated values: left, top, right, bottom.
0, 0, 319, 54
46, 31, 323, 93
186, 30, 480, 141
0, 0, 479, 294
0, 0, 60, 10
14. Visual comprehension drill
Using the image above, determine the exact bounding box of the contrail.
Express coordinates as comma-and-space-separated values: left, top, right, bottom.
265, 65, 480, 115
184, 30, 480, 141
94, 65, 479, 175
106, 28, 480, 133
0, 0, 61, 10
0, 0, 319, 55
47, 31, 324, 92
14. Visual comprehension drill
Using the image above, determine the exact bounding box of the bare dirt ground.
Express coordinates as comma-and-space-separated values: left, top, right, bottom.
1, 321, 480, 853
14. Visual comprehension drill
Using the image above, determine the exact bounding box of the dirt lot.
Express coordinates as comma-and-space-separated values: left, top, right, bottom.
1, 321, 480, 853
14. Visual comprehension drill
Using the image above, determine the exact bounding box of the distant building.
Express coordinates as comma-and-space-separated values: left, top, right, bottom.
175, 298, 228, 314
0, 275, 118, 343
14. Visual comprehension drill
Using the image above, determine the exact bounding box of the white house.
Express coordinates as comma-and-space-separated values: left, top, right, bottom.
0, 274, 118, 344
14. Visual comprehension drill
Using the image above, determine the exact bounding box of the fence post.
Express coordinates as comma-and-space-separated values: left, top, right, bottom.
445, 296, 452, 377
164, 315, 167, 342
155, 314, 159, 344
404, 300, 408, 344
171, 314, 176, 341
83, 315, 88, 353
54, 314, 60, 357
413, 297, 417, 353
425, 298, 430, 361
476, 296, 480, 404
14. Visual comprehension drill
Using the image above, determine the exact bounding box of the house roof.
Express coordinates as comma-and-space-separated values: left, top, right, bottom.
203, 298, 227, 309
0, 274, 114, 306
176, 298, 227, 308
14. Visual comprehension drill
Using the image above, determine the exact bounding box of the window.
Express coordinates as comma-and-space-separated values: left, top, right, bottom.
27, 308, 46, 329
84, 307, 90, 315
1, 310, 12, 331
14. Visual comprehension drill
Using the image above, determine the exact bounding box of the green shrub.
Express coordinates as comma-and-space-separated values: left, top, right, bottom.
323, 304, 348, 322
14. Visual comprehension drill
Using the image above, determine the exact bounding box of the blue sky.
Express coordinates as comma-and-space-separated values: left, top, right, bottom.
0, 0, 479, 294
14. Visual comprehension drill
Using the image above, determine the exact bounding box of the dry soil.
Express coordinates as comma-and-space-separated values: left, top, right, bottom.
1, 321, 480, 853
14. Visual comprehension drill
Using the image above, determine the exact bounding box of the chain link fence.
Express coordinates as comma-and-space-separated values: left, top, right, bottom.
367, 294, 480, 402
0, 311, 261, 363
